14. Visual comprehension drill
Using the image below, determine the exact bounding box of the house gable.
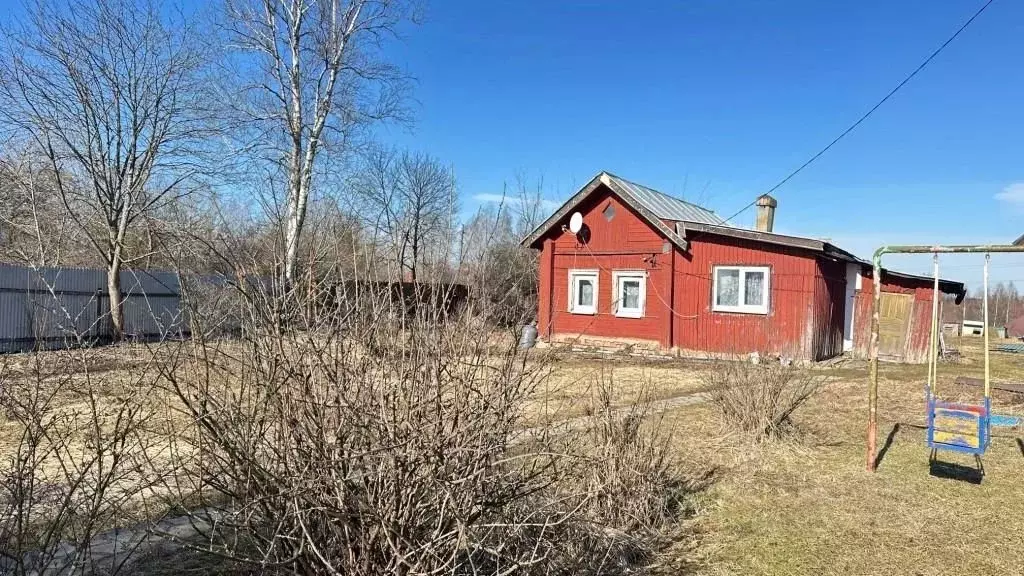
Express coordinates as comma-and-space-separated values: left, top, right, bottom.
548, 186, 668, 254
523, 172, 689, 251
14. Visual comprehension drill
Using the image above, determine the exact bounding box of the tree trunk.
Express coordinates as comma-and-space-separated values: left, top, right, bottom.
107, 259, 124, 341
284, 217, 300, 287
283, 177, 308, 287
410, 211, 419, 283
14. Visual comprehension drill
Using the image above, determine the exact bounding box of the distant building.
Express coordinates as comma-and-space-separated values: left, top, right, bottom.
962, 320, 985, 336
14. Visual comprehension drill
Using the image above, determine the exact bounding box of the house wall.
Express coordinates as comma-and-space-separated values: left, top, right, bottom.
670, 235, 825, 360
540, 188, 673, 347
852, 272, 940, 363
811, 258, 847, 360
534, 184, 849, 360
842, 263, 861, 351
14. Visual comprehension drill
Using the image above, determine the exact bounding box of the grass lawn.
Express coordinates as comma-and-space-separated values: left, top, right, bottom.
641, 338, 1024, 575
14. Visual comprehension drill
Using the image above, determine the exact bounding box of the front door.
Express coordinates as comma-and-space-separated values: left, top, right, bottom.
878, 292, 913, 360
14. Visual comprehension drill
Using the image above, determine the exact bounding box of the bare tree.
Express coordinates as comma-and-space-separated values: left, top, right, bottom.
356, 147, 457, 281
0, 0, 212, 338
396, 152, 458, 281
457, 175, 548, 327
223, 0, 411, 287
0, 148, 82, 266
510, 172, 549, 238
460, 204, 512, 266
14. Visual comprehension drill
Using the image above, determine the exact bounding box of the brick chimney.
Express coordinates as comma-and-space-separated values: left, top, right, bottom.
755, 194, 777, 233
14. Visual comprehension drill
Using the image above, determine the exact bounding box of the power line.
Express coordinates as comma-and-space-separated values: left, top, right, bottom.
721, 0, 997, 225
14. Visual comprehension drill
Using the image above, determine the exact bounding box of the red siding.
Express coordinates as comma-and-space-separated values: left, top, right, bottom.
852, 288, 874, 355
545, 189, 672, 347
670, 235, 821, 359
533, 183, 861, 361
852, 271, 941, 363
812, 258, 846, 360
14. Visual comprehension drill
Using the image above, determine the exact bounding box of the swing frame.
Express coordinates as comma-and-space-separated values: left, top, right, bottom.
866, 244, 1024, 472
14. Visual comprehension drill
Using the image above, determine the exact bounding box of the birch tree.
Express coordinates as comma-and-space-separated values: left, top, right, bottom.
0, 0, 211, 338
224, 0, 410, 286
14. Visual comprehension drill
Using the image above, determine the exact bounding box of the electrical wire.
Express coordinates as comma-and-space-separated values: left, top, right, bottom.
720, 0, 998, 225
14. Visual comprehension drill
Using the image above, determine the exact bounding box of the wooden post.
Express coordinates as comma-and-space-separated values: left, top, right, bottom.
867, 250, 883, 472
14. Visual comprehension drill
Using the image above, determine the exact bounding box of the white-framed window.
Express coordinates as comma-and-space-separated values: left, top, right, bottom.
568, 269, 599, 315
712, 265, 770, 314
612, 271, 646, 318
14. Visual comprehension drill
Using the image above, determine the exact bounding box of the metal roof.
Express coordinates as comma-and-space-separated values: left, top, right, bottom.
520, 172, 694, 251
519, 171, 967, 298
605, 173, 726, 226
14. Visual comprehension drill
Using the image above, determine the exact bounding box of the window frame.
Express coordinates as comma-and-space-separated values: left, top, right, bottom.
612, 270, 647, 318
568, 269, 599, 315
712, 265, 771, 315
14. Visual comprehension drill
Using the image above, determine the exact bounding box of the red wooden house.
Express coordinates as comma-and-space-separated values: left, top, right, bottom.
522, 172, 965, 362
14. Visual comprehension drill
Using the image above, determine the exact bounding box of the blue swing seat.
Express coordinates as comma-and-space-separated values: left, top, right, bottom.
927, 396, 990, 456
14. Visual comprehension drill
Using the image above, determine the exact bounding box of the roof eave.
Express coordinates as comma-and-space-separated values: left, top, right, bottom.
878, 269, 965, 296
677, 221, 829, 254
676, 223, 967, 294
520, 173, 605, 249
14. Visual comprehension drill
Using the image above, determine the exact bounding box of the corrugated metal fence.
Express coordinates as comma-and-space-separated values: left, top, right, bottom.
0, 264, 189, 353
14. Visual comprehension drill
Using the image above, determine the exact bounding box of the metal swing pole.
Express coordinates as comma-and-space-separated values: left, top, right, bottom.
867, 243, 1024, 472
984, 254, 991, 400
929, 254, 940, 396
983, 253, 992, 449
867, 251, 883, 472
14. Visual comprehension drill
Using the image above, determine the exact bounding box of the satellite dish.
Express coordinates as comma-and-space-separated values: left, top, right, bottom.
568, 212, 584, 234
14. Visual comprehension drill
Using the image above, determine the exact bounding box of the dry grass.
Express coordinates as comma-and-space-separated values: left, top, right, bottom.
4, 336, 1024, 574
528, 355, 711, 424
655, 338, 1024, 575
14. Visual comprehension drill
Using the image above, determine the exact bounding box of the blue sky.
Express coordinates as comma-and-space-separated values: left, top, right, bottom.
3, 0, 1021, 285
379, 0, 1024, 284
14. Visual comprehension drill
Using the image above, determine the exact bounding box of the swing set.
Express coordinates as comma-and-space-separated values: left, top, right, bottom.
866, 243, 1024, 474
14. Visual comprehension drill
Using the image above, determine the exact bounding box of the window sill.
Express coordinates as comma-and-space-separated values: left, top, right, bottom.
712, 306, 768, 315
614, 311, 644, 319
569, 309, 596, 315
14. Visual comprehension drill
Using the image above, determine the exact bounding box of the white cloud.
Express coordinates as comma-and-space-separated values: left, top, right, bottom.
995, 182, 1024, 208
472, 193, 560, 211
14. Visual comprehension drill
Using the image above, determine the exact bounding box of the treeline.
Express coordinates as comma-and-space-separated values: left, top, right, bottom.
0, 0, 544, 334
942, 282, 1024, 327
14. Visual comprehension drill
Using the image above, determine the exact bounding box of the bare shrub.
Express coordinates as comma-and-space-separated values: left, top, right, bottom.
539, 370, 698, 573
701, 359, 825, 442
159, 283, 548, 574
148, 265, 699, 575
180, 275, 245, 339
0, 348, 163, 574
578, 370, 686, 532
